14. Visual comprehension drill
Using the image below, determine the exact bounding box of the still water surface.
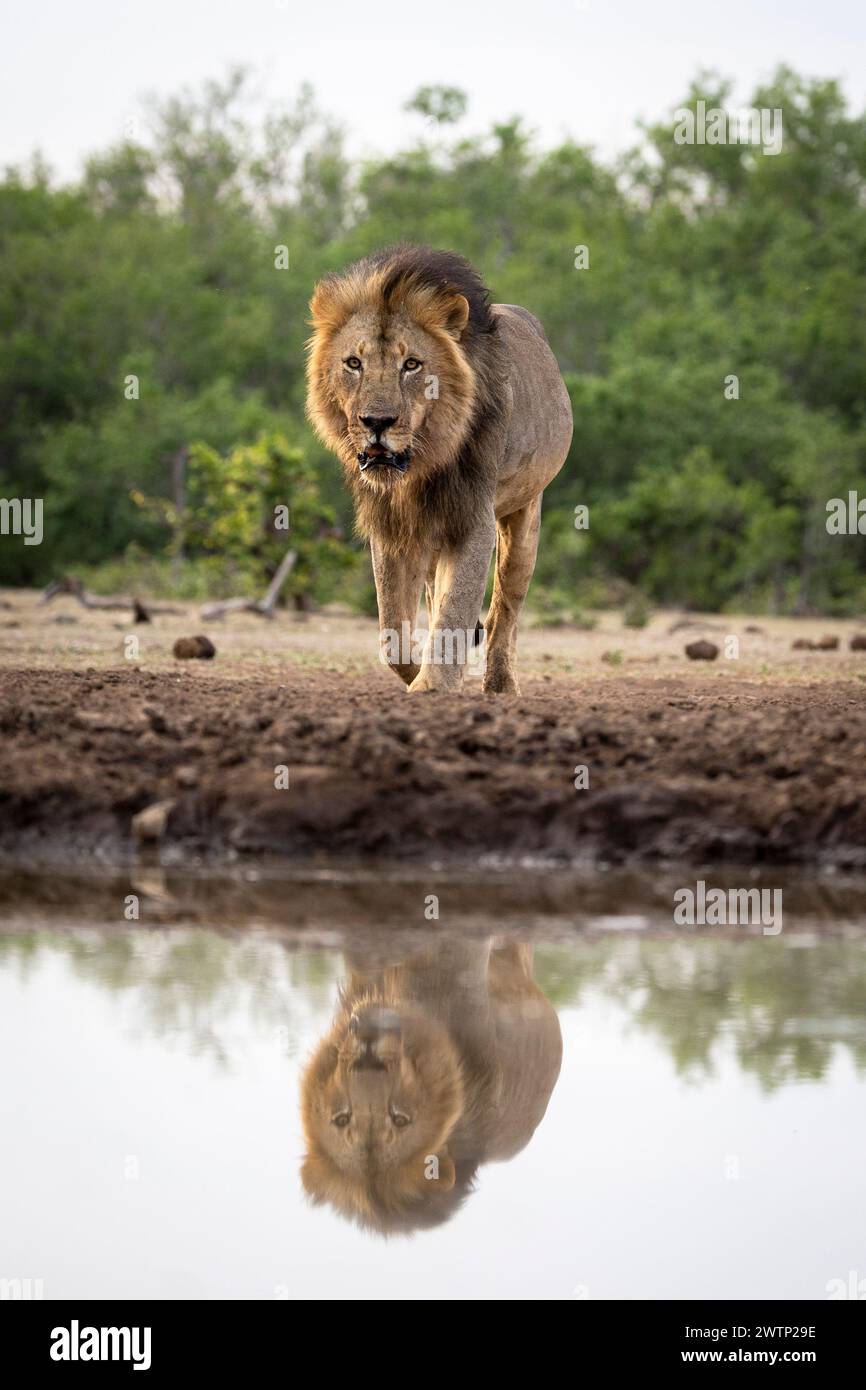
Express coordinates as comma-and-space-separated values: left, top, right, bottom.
1, 868, 864, 1299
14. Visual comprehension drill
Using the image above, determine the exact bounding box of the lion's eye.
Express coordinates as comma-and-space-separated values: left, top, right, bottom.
390, 1111, 411, 1128
344, 356, 362, 371
402, 357, 422, 373
332, 1111, 351, 1127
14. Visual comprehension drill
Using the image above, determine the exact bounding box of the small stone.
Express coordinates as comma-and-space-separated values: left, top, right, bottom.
851, 634, 866, 651
815, 634, 839, 650
144, 706, 169, 734
685, 640, 719, 661
174, 765, 199, 788
173, 635, 216, 660
131, 799, 175, 844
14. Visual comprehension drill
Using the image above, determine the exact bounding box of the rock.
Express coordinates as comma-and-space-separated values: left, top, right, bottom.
144, 706, 169, 734
131, 799, 175, 844
794, 635, 839, 651
850, 634, 866, 651
685, 640, 719, 661
744, 624, 764, 634
174, 765, 199, 789
173, 635, 216, 660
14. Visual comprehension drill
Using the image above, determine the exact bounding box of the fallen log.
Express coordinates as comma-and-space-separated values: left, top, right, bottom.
40, 576, 183, 620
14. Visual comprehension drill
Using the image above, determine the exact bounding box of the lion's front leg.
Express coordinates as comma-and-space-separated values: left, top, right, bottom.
483, 496, 542, 696
408, 510, 496, 693
370, 540, 428, 686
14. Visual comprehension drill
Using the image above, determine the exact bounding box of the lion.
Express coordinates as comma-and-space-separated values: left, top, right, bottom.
300, 937, 563, 1234
306, 246, 573, 694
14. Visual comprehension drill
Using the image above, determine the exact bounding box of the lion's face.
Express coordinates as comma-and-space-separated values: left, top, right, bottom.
306, 266, 478, 493
301, 1000, 464, 1224
327, 307, 453, 489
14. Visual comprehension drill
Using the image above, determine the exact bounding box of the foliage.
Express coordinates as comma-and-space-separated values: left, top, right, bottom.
183, 433, 353, 603
1, 66, 864, 614
623, 592, 652, 629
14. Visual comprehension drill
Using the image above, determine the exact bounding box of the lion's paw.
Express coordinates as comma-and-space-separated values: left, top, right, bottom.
482, 669, 520, 696
407, 669, 463, 694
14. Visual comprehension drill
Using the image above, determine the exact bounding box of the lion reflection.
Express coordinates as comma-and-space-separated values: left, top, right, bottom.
300, 938, 562, 1234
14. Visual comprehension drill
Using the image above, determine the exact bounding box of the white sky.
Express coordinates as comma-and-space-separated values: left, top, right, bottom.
3, 0, 865, 182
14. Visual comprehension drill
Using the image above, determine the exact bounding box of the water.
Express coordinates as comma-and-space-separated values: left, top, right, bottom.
1, 866, 865, 1300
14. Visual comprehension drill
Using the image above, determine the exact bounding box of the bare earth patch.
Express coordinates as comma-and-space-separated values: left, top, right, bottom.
1, 590, 865, 868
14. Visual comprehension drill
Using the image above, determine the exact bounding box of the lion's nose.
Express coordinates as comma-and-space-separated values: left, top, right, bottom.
359, 415, 396, 439
350, 1007, 402, 1042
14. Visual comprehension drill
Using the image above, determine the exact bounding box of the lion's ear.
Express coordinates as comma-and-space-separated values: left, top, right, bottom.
309, 276, 347, 333
300, 1151, 335, 1202
301, 1152, 376, 1224
433, 1151, 456, 1190
442, 293, 470, 340
417, 1150, 456, 1192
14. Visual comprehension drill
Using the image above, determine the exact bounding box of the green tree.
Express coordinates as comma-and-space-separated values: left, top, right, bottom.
184, 433, 353, 605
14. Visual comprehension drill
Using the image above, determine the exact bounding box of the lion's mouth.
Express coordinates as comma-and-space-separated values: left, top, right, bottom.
357, 446, 410, 475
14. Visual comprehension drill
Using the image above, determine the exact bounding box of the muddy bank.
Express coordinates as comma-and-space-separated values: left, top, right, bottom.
2, 861, 865, 942
0, 667, 865, 869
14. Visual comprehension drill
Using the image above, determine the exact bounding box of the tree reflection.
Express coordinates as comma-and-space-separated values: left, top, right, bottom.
0, 918, 864, 1090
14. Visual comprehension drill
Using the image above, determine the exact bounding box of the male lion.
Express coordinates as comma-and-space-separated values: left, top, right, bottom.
300, 937, 563, 1234
306, 246, 573, 693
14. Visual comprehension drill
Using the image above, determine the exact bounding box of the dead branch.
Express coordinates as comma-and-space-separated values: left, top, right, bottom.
200, 549, 298, 620
667, 618, 726, 634
40, 575, 183, 620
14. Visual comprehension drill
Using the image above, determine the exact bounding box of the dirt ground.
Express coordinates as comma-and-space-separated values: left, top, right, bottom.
1, 588, 865, 869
